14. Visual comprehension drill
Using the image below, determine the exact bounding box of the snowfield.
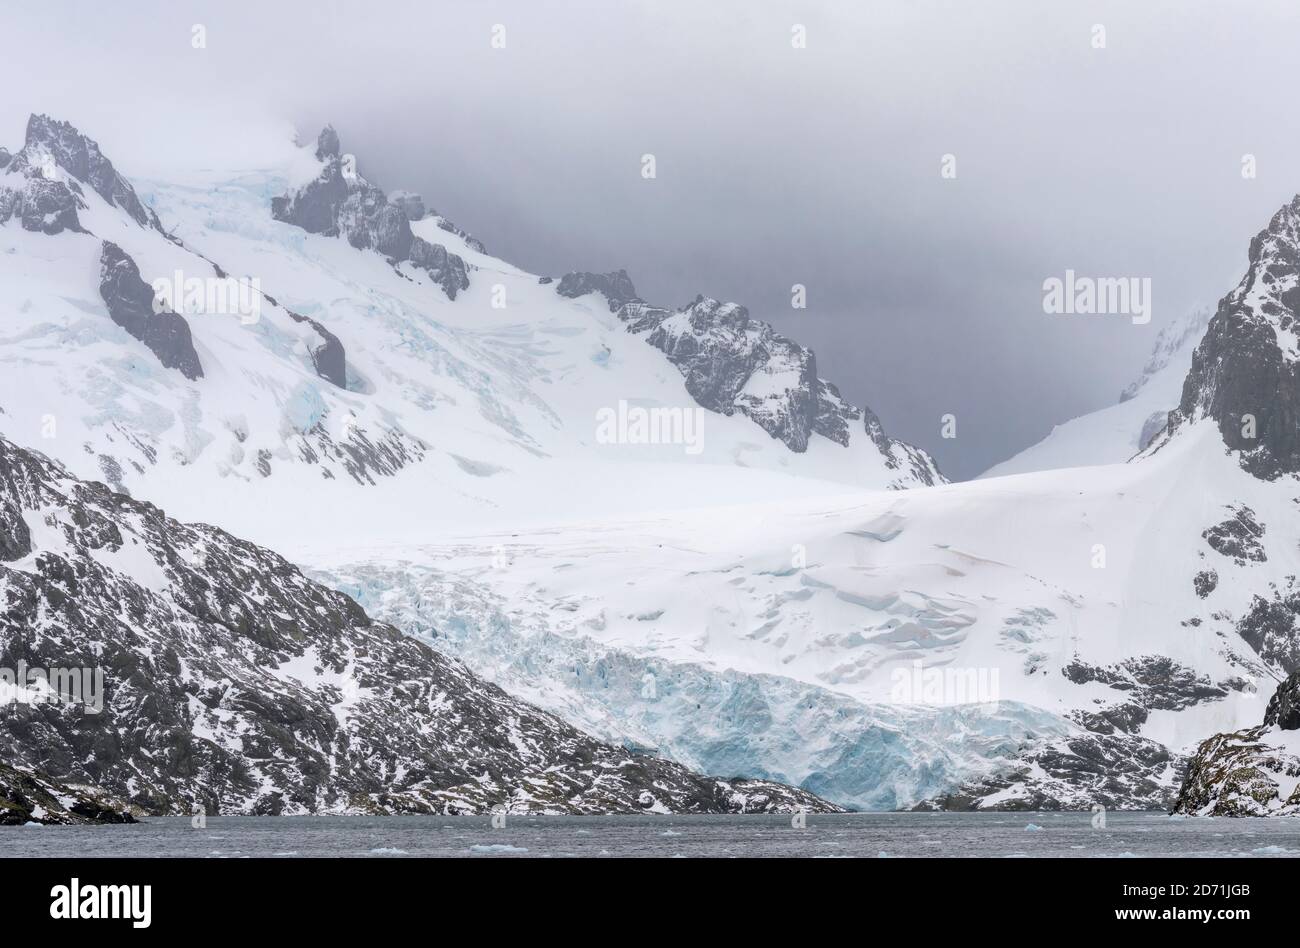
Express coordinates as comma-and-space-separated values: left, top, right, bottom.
311, 423, 1282, 809
2, 113, 1294, 813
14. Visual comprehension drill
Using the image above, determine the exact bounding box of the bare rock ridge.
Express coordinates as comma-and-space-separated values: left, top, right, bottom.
0, 759, 136, 825
98, 242, 204, 381
557, 269, 641, 312
0, 432, 839, 816
2, 113, 161, 232
1174, 671, 1300, 816
1167, 195, 1300, 478
273, 126, 470, 300
559, 273, 943, 482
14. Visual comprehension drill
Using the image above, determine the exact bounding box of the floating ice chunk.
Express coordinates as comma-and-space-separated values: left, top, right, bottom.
469, 844, 528, 854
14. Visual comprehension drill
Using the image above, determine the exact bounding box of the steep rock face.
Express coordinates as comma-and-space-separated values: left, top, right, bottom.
1174, 672, 1300, 816
98, 242, 204, 380
915, 730, 1179, 811
557, 270, 641, 312
272, 127, 470, 300
0, 175, 84, 235
606, 295, 943, 483
339, 180, 414, 259
7, 114, 160, 230
270, 154, 349, 235
1234, 581, 1300, 675
409, 236, 470, 300
314, 124, 340, 161
0, 434, 838, 816
0, 760, 136, 825
387, 189, 425, 221
1168, 196, 1300, 478
1265, 672, 1300, 730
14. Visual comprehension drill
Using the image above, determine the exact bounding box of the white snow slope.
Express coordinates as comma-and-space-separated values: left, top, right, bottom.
1, 116, 1284, 811
982, 308, 1213, 479
315, 422, 1280, 809
0, 123, 934, 555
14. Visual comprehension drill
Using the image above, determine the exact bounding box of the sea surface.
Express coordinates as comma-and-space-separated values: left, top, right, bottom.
3, 811, 1300, 858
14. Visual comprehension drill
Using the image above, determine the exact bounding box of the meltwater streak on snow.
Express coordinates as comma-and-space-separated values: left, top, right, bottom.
2, 813, 1298, 858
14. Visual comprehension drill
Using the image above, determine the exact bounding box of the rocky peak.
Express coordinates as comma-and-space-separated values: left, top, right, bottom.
606, 294, 943, 484
315, 124, 341, 161
9, 114, 160, 230
556, 270, 641, 311
273, 127, 470, 300
1167, 195, 1300, 477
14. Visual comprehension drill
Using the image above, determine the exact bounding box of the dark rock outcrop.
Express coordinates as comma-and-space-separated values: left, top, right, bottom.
916, 730, 1179, 811
287, 311, 347, 388
387, 189, 425, 221
8, 114, 160, 230
0, 433, 839, 816
1265, 671, 1300, 731
0, 760, 136, 825
604, 296, 943, 485
1235, 581, 1300, 675
557, 270, 641, 312
98, 242, 203, 380
1168, 196, 1300, 478
409, 237, 469, 300
314, 124, 340, 161
1202, 506, 1266, 564
0, 176, 83, 235
272, 127, 470, 300
1062, 655, 1228, 712
1174, 673, 1300, 816
435, 215, 486, 253
339, 180, 414, 259
270, 157, 349, 236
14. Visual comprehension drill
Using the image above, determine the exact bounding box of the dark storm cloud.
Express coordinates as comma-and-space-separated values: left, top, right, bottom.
6, 0, 1300, 477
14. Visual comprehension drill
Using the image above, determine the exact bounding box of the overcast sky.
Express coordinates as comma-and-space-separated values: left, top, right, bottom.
7, 1, 1300, 477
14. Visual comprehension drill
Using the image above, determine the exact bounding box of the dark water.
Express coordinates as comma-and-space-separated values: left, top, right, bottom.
3, 812, 1300, 858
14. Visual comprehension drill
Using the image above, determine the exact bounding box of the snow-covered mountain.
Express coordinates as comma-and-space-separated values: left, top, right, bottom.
317, 191, 1300, 812
0, 116, 940, 557
981, 306, 1212, 478
4, 110, 1300, 815
0, 430, 836, 816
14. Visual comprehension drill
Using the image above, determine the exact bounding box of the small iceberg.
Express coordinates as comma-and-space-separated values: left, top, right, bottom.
469, 843, 528, 854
